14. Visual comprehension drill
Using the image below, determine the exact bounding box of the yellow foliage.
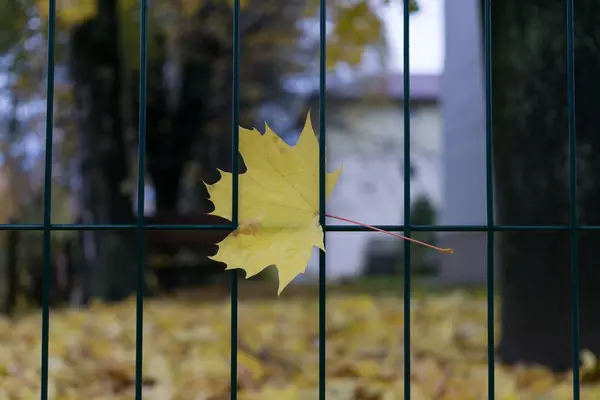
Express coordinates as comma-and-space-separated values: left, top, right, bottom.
36, 0, 129, 26
206, 114, 341, 294
0, 290, 597, 399
35, 0, 388, 69
327, 0, 385, 69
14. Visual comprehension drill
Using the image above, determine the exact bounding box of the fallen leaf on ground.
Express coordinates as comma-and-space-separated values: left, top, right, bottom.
0, 290, 597, 399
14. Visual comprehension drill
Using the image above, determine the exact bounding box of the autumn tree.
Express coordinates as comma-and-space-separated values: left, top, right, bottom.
0, 0, 81, 310
24, 0, 398, 301
489, 0, 600, 371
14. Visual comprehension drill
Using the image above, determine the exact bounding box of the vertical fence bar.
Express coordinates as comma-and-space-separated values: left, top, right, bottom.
483, 0, 495, 398
318, 0, 328, 398
230, 0, 241, 398
402, 1, 411, 398
134, 0, 149, 397
40, 0, 57, 398
565, 0, 579, 397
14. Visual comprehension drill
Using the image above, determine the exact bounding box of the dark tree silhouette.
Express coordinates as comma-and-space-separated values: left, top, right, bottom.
68, 0, 306, 301
490, 0, 600, 371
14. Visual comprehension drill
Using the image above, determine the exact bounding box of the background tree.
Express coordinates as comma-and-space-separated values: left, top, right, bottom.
490, 0, 600, 371
13, 0, 411, 302
0, 18, 77, 311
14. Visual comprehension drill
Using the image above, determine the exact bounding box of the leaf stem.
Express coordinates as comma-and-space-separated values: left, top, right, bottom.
325, 213, 454, 254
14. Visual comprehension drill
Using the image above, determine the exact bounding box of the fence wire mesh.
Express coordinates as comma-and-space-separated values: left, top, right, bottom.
24, 0, 581, 398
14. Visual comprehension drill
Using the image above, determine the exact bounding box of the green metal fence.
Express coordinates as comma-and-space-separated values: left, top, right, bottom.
24, 0, 580, 398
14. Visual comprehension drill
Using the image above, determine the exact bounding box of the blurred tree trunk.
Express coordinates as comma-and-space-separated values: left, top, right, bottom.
135, 3, 243, 214
130, 35, 209, 213
135, 1, 292, 215
67, 1, 297, 295
125, 4, 234, 292
492, 0, 600, 371
69, 0, 138, 303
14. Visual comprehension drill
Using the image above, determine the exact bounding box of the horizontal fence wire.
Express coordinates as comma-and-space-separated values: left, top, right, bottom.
32, 0, 581, 399
4, 223, 600, 232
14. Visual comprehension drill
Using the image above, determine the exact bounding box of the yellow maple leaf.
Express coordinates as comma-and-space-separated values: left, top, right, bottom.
205, 113, 340, 294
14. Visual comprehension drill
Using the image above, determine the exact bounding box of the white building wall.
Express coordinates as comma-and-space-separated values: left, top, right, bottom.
303, 102, 443, 281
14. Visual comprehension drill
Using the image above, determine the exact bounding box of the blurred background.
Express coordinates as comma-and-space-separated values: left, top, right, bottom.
1, 0, 600, 398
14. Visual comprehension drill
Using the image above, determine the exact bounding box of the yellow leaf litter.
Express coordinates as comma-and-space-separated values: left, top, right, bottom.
0, 291, 597, 399
206, 113, 341, 294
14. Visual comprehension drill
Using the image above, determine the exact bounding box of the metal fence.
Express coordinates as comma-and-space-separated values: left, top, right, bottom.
23, 0, 580, 398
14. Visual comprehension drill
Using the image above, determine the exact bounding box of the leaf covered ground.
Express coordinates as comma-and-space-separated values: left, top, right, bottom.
0, 287, 596, 399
